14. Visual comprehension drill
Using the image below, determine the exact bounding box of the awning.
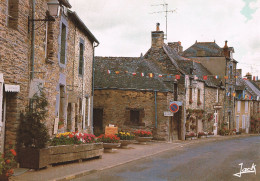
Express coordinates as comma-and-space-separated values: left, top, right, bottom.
5, 84, 20, 93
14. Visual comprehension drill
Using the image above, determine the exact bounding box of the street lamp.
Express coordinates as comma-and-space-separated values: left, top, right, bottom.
28, 0, 60, 28
47, 0, 60, 17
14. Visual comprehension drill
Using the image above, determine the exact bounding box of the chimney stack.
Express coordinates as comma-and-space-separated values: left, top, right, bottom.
151, 23, 164, 48
223, 40, 230, 58
168, 41, 183, 53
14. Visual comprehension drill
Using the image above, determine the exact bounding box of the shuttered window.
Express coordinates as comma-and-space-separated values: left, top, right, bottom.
79, 42, 84, 75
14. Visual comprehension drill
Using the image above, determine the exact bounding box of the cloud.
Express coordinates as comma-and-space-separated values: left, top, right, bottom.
240, 0, 258, 21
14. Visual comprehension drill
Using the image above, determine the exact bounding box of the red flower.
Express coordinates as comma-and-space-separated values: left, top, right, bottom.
6, 159, 11, 164
9, 169, 13, 174
10, 149, 16, 156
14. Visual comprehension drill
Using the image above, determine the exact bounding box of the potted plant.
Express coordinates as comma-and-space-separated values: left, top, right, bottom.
18, 88, 103, 169
0, 145, 17, 181
116, 132, 135, 148
97, 134, 121, 151
134, 130, 153, 143
185, 132, 195, 140
207, 132, 214, 137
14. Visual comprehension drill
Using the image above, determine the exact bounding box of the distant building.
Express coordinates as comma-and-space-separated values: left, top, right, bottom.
94, 24, 223, 141
182, 41, 237, 131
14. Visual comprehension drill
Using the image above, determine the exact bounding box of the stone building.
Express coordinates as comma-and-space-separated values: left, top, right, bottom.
0, 0, 98, 153
94, 24, 223, 141
182, 41, 237, 131
235, 70, 260, 133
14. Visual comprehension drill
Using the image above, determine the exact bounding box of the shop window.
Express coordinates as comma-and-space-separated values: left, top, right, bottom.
7, 0, 19, 29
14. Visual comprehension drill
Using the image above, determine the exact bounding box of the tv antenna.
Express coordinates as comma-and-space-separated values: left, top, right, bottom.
151, 3, 177, 40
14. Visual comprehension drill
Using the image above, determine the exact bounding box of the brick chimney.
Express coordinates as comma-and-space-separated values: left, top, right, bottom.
151, 23, 164, 48
223, 40, 230, 58
168, 41, 183, 53
245, 72, 252, 80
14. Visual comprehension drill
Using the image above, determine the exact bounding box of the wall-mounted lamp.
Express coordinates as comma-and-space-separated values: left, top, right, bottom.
28, 0, 60, 32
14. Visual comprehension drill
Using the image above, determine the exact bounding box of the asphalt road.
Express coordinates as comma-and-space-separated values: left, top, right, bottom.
74, 136, 260, 181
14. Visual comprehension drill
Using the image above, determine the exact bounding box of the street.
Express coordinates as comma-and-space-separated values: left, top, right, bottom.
74, 136, 260, 181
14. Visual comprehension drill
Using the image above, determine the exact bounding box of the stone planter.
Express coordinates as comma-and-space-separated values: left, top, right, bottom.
103, 143, 121, 153
185, 137, 192, 140
191, 137, 197, 140
19, 143, 103, 169
136, 137, 153, 144
206, 135, 214, 138
199, 135, 206, 139
119, 140, 135, 148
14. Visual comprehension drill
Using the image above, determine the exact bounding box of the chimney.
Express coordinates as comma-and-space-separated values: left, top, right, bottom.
151, 23, 164, 48
168, 41, 183, 53
245, 72, 252, 80
223, 40, 230, 58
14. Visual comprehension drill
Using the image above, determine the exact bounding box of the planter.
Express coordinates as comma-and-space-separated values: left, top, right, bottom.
136, 137, 153, 142
19, 143, 103, 169
206, 135, 213, 138
103, 143, 121, 153
185, 137, 192, 140
119, 140, 135, 148
191, 137, 197, 140
199, 135, 206, 139
0, 174, 9, 181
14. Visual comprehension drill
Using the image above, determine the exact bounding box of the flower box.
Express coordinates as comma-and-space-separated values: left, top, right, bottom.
19, 143, 103, 169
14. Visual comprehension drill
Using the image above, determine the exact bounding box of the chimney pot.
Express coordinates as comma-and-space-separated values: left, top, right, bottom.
156, 23, 160, 31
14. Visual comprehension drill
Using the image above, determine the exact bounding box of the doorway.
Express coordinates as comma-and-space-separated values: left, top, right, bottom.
93, 108, 103, 136
169, 107, 181, 142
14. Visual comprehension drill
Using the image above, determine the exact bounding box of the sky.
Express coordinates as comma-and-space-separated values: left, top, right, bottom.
70, 0, 260, 77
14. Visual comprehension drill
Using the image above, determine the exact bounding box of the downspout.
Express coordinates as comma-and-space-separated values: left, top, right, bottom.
154, 91, 158, 128
30, 0, 35, 80
91, 42, 99, 134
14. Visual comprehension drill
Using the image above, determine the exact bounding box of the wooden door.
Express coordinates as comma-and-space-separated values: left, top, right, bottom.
93, 108, 103, 136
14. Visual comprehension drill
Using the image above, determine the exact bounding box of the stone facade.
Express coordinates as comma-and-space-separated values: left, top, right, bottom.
94, 90, 177, 141
0, 0, 98, 152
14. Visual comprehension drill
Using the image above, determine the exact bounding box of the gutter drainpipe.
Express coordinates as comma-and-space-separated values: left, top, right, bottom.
155, 91, 158, 128
91, 42, 99, 134
30, 0, 35, 80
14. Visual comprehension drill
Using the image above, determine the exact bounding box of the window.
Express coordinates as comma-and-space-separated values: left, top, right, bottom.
189, 88, 192, 104
79, 42, 84, 75
242, 115, 246, 129
197, 89, 201, 105
60, 23, 67, 64
7, 0, 19, 29
173, 83, 178, 101
245, 101, 248, 113
237, 101, 241, 113
130, 110, 140, 125
45, 21, 54, 62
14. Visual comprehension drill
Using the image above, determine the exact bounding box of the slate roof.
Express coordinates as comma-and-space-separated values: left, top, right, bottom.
164, 45, 221, 88
94, 56, 176, 92
236, 72, 260, 100
182, 42, 224, 57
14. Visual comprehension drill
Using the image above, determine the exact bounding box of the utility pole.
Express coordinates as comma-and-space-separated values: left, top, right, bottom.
151, 3, 177, 40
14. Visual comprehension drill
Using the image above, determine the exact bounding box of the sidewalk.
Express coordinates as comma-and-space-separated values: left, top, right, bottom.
10, 134, 258, 181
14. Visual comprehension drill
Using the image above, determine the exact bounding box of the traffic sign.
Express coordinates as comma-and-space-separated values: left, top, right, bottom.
169, 103, 179, 113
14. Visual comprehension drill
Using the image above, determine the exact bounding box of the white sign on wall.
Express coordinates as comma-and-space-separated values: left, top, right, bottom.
164, 111, 173, 117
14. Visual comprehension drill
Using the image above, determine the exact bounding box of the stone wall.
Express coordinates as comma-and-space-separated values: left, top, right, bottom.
0, 0, 30, 149
94, 89, 177, 141
0, 0, 95, 151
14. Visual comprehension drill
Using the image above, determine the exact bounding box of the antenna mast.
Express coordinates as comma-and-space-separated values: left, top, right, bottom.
151, 3, 176, 40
